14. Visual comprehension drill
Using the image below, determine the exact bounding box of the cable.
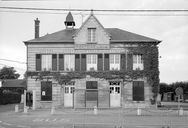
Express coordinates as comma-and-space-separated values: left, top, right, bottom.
0, 63, 26, 71
0, 10, 188, 16
1, 7, 188, 12
0, 58, 26, 64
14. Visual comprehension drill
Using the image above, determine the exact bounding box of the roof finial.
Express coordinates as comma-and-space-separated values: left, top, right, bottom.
91, 9, 94, 15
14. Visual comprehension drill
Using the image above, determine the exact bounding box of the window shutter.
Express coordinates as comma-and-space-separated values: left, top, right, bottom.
52, 54, 57, 71
104, 54, 109, 71
120, 54, 126, 71
127, 53, 133, 71
75, 54, 80, 71
81, 54, 86, 71
59, 54, 64, 71
97, 54, 103, 71
36, 54, 41, 71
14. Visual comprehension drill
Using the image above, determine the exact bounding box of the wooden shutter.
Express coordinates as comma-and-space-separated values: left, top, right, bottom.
127, 53, 133, 71
81, 54, 86, 71
133, 81, 144, 101
98, 54, 103, 71
104, 54, 109, 71
36, 54, 41, 71
52, 54, 57, 71
59, 54, 64, 71
41, 81, 52, 101
120, 54, 126, 71
75, 54, 80, 71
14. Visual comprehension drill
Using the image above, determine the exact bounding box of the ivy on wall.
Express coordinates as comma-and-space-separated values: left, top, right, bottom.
26, 44, 159, 100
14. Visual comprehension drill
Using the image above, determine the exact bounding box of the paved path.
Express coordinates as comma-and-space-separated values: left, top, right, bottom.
0, 107, 188, 128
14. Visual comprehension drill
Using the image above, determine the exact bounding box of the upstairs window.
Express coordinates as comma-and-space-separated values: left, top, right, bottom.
41, 55, 52, 71
64, 55, 75, 71
133, 54, 144, 70
110, 54, 120, 70
87, 54, 97, 71
88, 28, 96, 42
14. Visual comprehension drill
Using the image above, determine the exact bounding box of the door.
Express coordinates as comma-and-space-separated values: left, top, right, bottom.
64, 86, 75, 107
110, 81, 121, 107
133, 81, 144, 101
86, 81, 98, 108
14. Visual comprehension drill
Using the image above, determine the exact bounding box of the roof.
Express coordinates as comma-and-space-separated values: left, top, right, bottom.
24, 28, 160, 44
1, 79, 26, 88
65, 12, 74, 22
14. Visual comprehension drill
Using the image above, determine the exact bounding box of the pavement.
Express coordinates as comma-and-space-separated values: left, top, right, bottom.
0, 103, 188, 128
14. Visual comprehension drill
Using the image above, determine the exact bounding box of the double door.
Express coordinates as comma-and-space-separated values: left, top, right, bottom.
110, 82, 121, 107
64, 86, 75, 107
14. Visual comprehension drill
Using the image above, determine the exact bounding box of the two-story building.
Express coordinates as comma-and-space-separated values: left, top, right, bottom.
24, 11, 161, 109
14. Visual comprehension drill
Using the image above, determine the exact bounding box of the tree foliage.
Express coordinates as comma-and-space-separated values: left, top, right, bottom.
0, 66, 20, 79
159, 82, 188, 94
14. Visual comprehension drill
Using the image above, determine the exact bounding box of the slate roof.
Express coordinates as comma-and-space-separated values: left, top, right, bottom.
24, 28, 160, 44
1, 79, 26, 88
65, 12, 74, 22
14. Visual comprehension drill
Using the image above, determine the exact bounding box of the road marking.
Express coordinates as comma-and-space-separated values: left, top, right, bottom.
16, 125, 30, 128
0, 125, 5, 128
2, 122, 12, 126
32, 118, 69, 122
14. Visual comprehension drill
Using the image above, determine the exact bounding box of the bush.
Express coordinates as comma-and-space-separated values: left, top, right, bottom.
0, 89, 21, 105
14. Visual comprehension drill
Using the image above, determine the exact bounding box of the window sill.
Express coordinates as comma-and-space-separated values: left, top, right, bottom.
87, 42, 97, 44
40, 101, 52, 103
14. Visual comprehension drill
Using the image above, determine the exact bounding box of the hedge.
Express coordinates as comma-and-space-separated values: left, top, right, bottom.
0, 89, 21, 105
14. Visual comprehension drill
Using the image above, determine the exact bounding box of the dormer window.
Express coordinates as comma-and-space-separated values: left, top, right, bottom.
88, 28, 96, 42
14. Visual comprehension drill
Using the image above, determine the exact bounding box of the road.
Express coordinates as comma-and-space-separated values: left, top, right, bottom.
0, 104, 188, 128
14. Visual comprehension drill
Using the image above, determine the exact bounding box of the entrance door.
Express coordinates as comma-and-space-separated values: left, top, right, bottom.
86, 81, 98, 108
64, 86, 75, 107
110, 81, 121, 107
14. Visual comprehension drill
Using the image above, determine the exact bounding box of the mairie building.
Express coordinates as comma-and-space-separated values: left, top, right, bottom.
24, 11, 161, 109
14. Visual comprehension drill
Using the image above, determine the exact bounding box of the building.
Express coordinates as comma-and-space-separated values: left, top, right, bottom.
1, 79, 26, 94
24, 11, 161, 109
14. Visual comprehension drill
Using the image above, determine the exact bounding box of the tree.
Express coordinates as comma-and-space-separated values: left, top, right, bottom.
0, 66, 20, 79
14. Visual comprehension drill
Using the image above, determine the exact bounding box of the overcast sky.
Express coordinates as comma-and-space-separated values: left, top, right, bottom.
0, 0, 188, 84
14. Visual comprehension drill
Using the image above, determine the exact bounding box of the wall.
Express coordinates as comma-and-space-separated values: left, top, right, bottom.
74, 15, 110, 44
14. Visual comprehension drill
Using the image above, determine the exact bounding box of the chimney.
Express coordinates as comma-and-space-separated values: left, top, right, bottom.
34, 18, 40, 38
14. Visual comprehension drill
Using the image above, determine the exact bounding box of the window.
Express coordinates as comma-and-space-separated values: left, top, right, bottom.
65, 87, 69, 94
87, 54, 97, 71
133, 54, 144, 70
110, 54, 120, 70
64, 55, 75, 71
88, 28, 96, 42
41, 55, 52, 71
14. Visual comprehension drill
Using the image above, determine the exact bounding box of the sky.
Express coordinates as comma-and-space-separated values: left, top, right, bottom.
0, 0, 188, 84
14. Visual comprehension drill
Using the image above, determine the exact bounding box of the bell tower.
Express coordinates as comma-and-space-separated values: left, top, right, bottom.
64, 12, 75, 29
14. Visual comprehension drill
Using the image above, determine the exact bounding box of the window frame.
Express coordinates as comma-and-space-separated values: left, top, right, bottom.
41, 54, 52, 71
88, 28, 96, 43
87, 54, 98, 71
133, 54, 144, 70
110, 54, 120, 70
64, 54, 75, 71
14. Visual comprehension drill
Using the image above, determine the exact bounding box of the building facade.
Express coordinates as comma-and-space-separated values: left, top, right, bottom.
24, 11, 161, 108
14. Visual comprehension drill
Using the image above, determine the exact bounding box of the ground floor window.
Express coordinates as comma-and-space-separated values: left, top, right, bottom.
41, 81, 52, 101
133, 81, 144, 101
